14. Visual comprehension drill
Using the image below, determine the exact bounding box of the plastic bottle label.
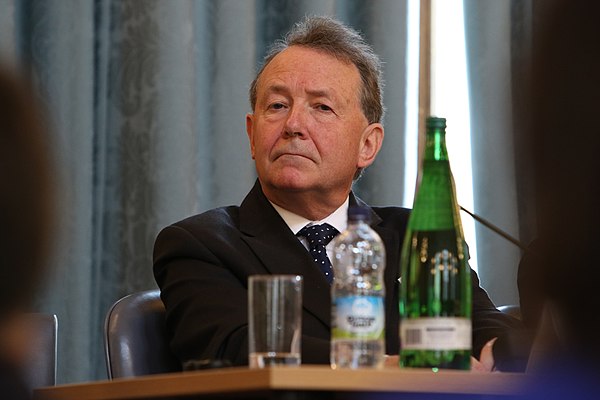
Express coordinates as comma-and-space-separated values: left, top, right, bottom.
400, 317, 471, 350
332, 296, 384, 339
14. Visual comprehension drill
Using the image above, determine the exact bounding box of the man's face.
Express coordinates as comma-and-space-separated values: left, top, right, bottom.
246, 46, 382, 200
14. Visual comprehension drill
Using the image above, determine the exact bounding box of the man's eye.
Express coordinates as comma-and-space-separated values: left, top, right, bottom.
269, 102, 286, 110
317, 104, 333, 112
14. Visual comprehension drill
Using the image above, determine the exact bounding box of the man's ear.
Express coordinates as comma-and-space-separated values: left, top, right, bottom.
246, 113, 256, 160
357, 123, 384, 169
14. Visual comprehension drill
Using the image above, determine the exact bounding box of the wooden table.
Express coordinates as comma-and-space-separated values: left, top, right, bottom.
34, 365, 527, 400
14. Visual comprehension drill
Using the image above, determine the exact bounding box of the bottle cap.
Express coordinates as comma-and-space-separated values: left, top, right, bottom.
348, 206, 371, 222
426, 116, 446, 129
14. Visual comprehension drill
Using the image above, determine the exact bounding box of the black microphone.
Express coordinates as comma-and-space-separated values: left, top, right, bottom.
459, 206, 528, 251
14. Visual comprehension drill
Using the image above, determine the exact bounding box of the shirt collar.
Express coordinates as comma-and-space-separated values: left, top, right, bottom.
270, 198, 349, 235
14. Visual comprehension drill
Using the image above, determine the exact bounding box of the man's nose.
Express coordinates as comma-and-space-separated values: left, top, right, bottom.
283, 105, 308, 138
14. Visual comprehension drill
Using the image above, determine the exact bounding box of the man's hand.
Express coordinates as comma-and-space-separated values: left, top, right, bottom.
384, 354, 399, 368
470, 337, 497, 372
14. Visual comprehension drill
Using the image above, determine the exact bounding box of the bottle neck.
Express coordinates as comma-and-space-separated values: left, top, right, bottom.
423, 128, 449, 162
410, 125, 462, 232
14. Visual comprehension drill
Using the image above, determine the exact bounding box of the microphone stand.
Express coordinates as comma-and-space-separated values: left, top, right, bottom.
459, 206, 528, 251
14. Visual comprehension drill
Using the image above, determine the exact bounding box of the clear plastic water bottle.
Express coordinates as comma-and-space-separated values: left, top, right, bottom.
331, 206, 386, 369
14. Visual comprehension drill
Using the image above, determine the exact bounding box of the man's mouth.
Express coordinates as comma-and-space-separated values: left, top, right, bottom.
274, 151, 312, 161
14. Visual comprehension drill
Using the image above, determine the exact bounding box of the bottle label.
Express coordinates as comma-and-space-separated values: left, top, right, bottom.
400, 317, 471, 350
332, 296, 384, 340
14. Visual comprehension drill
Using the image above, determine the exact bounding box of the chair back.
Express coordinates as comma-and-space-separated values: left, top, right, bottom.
104, 290, 181, 379
22, 313, 57, 389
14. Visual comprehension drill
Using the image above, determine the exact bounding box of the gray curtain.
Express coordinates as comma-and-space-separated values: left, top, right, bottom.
1, 0, 410, 383
464, 0, 534, 306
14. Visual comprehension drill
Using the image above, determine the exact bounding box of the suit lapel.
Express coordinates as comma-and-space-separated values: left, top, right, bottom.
239, 181, 332, 328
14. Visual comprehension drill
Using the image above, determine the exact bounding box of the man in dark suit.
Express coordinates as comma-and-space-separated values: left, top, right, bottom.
154, 16, 520, 370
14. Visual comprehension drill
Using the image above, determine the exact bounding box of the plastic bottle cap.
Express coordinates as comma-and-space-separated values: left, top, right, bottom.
348, 206, 370, 222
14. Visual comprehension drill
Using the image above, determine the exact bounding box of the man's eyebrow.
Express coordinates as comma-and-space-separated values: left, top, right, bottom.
263, 85, 334, 99
305, 89, 333, 99
264, 84, 289, 94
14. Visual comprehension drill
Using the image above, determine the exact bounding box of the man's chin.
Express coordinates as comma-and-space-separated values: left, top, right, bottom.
260, 175, 315, 193
269, 181, 311, 192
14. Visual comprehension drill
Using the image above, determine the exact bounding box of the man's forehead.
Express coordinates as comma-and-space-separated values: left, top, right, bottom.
256, 46, 361, 97
264, 46, 355, 73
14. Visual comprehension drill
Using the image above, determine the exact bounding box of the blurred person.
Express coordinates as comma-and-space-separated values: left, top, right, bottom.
519, 0, 600, 363
0, 65, 54, 399
516, 1, 600, 398
154, 16, 522, 372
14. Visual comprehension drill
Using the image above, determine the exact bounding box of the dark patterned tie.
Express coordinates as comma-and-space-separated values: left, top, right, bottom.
297, 223, 340, 284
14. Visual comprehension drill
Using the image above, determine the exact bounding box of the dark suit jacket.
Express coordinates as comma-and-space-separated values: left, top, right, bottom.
154, 180, 521, 366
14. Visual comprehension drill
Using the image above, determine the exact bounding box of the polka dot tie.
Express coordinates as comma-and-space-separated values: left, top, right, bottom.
297, 223, 339, 284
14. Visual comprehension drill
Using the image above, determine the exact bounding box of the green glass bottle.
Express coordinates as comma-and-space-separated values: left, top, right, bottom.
399, 116, 472, 370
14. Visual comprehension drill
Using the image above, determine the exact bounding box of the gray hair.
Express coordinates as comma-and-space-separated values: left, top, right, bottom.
249, 16, 385, 124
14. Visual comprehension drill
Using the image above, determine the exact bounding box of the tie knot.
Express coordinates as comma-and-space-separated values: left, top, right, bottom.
297, 223, 339, 246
